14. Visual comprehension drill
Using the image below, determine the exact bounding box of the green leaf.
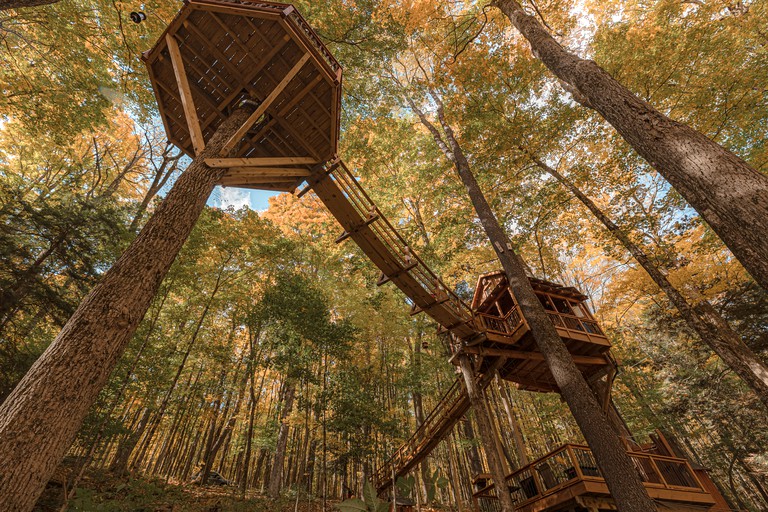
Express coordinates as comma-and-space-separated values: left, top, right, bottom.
363, 481, 378, 510
336, 498, 368, 512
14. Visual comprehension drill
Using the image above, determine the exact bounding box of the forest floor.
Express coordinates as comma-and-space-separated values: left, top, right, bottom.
34, 470, 336, 512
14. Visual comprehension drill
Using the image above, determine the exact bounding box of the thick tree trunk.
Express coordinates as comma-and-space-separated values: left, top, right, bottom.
536, 159, 768, 410
458, 355, 515, 512
492, 0, 768, 291
0, 107, 253, 512
0, 0, 59, 11
268, 381, 296, 498
409, 95, 656, 511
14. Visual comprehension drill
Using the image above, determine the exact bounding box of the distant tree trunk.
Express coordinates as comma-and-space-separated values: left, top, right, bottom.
535, 159, 768, 410
458, 354, 515, 512
268, 381, 296, 498
110, 408, 152, 477
462, 418, 483, 480
411, 336, 432, 504
408, 93, 656, 511
0, 107, 254, 512
494, 373, 528, 467
492, 0, 768, 291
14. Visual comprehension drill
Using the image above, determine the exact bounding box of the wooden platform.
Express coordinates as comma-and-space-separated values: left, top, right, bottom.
143, 0, 342, 192
472, 443, 717, 512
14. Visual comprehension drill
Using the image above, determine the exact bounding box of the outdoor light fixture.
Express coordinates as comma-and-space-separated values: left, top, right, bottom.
130, 11, 147, 24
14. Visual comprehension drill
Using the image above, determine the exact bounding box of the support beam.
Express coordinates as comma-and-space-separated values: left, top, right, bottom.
225, 167, 312, 176
221, 53, 312, 153
205, 157, 317, 168
376, 262, 418, 286
219, 176, 297, 186
462, 345, 608, 366
165, 34, 205, 155
335, 214, 379, 243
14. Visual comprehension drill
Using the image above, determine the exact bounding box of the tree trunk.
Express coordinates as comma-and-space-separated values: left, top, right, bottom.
268, 381, 296, 498
458, 355, 515, 512
409, 94, 656, 511
492, 0, 768, 291
536, 159, 768, 410
494, 373, 528, 467
0, 107, 254, 512
0, 0, 59, 11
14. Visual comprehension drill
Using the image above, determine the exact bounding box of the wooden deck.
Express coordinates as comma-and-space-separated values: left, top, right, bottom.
472, 444, 717, 512
143, 0, 342, 191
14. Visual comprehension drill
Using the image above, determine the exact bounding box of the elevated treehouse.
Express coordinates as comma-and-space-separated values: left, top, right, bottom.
143, 3, 727, 510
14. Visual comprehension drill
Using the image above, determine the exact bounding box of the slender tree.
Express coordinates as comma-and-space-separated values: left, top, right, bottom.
491, 0, 768, 291
406, 89, 657, 511
532, 157, 768, 409
0, 106, 254, 511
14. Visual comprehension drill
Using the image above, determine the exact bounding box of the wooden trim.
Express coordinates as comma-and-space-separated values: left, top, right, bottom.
225, 167, 311, 176
463, 346, 607, 366
165, 34, 205, 155
219, 176, 297, 185
205, 157, 317, 168
221, 53, 312, 153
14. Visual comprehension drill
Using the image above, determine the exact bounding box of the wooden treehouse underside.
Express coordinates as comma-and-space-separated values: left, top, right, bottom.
145, 0, 616, 497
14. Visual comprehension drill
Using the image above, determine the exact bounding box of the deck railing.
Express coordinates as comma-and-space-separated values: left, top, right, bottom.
374, 378, 469, 491
546, 311, 604, 337
473, 444, 704, 510
474, 306, 523, 336
474, 306, 606, 342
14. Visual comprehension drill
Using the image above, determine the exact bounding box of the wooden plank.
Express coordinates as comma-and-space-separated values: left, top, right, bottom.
462, 346, 607, 366
220, 176, 297, 185
165, 34, 205, 155
221, 52, 312, 153
206, 157, 317, 167
225, 167, 311, 176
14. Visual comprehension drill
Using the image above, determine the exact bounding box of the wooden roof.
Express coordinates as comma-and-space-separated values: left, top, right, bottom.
471, 270, 588, 309
143, 0, 342, 192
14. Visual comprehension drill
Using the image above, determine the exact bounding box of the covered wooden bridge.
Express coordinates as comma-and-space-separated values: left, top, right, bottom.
143, 2, 726, 510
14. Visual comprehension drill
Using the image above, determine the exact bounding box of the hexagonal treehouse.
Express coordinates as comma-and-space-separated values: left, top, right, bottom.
143, 0, 342, 192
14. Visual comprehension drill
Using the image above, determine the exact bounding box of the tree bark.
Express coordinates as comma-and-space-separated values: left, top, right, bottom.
458, 355, 515, 512
0, 0, 59, 11
535, 159, 768, 410
0, 107, 254, 512
492, 0, 768, 291
409, 93, 657, 511
268, 381, 296, 498
494, 373, 528, 467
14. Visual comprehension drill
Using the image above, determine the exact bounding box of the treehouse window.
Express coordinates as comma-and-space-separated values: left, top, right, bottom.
537, 294, 555, 311
571, 302, 587, 318
551, 297, 574, 315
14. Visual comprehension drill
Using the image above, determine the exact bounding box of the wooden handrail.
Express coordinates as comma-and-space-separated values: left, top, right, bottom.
472, 443, 705, 501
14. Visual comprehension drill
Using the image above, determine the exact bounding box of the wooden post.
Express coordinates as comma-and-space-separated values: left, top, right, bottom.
458, 353, 516, 512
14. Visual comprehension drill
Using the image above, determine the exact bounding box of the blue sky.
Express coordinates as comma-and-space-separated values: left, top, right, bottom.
209, 186, 280, 211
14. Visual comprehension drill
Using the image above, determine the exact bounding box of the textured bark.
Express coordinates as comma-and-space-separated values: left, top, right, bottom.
410, 94, 656, 511
458, 355, 515, 512
0, 107, 254, 512
0, 0, 59, 10
493, 0, 768, 291
537, 159, 768, 410
268, 381, 296, 498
